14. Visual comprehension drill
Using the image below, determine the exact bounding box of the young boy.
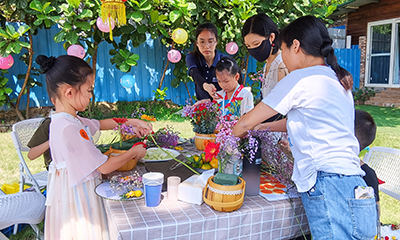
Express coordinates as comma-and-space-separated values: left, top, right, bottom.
27, 117, 51, 170
355, 109, 379, 203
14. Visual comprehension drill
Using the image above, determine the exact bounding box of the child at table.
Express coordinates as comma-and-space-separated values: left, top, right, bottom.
213, 56, 254, 120
36, 54, 152, 240
233, 16, 377, 239
355, 109, 380, 203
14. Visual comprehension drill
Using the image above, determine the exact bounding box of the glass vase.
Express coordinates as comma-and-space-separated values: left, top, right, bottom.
222, 154, 242, 177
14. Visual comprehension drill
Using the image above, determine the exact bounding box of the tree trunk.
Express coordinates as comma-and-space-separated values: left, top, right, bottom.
158, 42, 175, 90
25, 87, 30, 119
243, 55, 249, 86
15, 32, 34, 120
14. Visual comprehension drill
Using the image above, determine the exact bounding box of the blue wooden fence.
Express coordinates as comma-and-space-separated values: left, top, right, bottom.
2, 25, 361, 110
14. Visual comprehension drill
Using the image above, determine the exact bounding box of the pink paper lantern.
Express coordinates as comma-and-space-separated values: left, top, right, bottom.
0, 55, 14, 70
226, 42, 239, 55
96, 17, 115, 33
167, 49, 181, 63
67, 45, 85, 59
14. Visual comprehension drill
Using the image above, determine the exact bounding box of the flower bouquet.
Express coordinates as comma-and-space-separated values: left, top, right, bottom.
146, 126, 180, 148
182, 101, 220, 150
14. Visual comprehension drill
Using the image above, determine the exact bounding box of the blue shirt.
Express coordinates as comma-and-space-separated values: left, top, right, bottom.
186, 51, 226, 100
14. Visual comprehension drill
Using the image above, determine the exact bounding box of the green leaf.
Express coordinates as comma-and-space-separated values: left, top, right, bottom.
119, 63, 130, 72
74, 21, 91, 31
4, 88, 12, 94
17, 25, 30, 36
171, 78, 181, 88
188, 2, 196, 10
29, 0, 43, 12
150, 10, 159, 23
6, 25, 17, 38
125, 59, 137, 66
15, 0, 28, 9
137, 25, 147, 34
109, 49, 118, 56
138, 3, 151, 11
53, 31, 66, 43
10, 42, 22, 54
65, 31, 79, 44
19, 41, 31, 48
169, 10, 181, 23
67, 0, 80, 9
43, 3, 55, 14
131, 12, 144, 22
128, 54, 140, 61
119, 50, 129, 59
78, 9, 93, 19
33, 19, 43, 26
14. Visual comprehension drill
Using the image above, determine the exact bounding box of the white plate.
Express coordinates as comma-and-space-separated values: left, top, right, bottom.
95, 182, 144, 201
139, 147, 180, 163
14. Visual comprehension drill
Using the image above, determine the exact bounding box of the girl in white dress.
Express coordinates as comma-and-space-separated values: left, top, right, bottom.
36, 55, 152, 240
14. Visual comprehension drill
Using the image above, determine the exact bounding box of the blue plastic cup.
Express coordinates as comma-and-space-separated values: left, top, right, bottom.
142, 172, 164, 207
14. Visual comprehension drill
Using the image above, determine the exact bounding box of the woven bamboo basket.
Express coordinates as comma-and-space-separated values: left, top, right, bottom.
103, 147, 137, 172
203, 176, 245, 212
194, 133, 215, 151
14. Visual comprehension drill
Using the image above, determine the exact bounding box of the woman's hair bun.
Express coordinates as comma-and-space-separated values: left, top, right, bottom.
36, 55, 56, 73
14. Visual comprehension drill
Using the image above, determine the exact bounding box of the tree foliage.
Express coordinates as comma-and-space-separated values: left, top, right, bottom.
0, 0, 344, 113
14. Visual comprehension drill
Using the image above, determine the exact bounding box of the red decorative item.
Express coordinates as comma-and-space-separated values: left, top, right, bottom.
378, 178, 385, 184
204, 141, 220, 162
113, 117, 128, 124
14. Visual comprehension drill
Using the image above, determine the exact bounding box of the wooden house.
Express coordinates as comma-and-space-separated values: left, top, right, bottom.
330, 0, 400, 107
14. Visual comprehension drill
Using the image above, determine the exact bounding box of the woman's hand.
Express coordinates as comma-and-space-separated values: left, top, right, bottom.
129, 143, 147, 160
203, 83, 221, 99
127, 119, 153, 137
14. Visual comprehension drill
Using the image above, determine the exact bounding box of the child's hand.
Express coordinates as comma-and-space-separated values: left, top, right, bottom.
130, 143, 147, 160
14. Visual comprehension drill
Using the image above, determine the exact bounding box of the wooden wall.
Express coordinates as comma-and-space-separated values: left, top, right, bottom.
347, 0, 400, 45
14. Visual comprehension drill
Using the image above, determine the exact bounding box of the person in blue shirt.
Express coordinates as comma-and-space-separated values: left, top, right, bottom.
186, 23, 226, 100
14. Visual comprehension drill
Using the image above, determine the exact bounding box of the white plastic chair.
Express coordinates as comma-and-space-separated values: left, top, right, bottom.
363, 146, 400, 201
10, 118, 48, 193
0, 192, 46, 240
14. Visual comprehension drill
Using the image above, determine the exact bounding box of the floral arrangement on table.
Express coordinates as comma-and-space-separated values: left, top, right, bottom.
214, 119, 294, 187
181, 101, 219, 134
146, 126, 180, 148
109, 171, 143, 199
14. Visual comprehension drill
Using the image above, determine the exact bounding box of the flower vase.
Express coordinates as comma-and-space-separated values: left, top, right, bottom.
241, 146, 261, 196
222, 154, 243, 177
194, 132, 215, 151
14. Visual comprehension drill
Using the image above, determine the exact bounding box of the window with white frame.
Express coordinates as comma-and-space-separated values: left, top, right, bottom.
366, 18, 400, 87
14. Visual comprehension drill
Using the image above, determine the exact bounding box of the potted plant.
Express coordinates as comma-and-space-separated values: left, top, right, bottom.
182, 101, 219, 150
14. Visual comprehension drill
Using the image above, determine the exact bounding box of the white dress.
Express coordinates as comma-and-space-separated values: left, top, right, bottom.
45, 112, 109, 240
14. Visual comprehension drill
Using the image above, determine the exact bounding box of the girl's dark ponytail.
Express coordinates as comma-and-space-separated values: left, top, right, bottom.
281, 15, 353, 91
321, 40, 353, 91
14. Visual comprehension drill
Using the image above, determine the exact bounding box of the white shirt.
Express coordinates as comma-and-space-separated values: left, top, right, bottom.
215, 84, 254, 119
263, 65, 364, 192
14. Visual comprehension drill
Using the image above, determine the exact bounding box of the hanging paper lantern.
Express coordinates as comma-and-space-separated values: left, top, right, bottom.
120, 74, 135, 89
67, 45, 85, 59
172, 28, 188, 44
96, 17, 115, 33
226, 42, 239, 55
101, 0, 127, 41
0, 55, 14, 70
167, 49, 181, 63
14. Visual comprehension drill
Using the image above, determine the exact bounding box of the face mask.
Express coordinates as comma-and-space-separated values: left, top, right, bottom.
248, 39, 271, 62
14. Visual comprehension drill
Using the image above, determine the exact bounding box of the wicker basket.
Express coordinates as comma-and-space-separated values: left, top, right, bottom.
203, 176, 245, 212
103, 147, 138, 172
194, 133, 215, 151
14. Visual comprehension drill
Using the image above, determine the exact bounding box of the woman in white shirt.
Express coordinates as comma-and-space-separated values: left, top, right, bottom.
233, 16, 377, 240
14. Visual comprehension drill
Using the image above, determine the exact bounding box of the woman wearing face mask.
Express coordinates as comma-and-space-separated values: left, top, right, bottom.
242, 13, 288, 126
186, 23, 226, 101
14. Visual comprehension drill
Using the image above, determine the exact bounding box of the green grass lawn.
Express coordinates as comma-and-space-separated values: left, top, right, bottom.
1, 105, 400, 239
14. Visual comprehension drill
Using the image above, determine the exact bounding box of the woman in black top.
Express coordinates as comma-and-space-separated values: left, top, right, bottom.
186, 23, 226, 100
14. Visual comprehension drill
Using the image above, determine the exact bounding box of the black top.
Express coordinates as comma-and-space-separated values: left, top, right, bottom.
27, 117, 51, 169
185, 51, 225, 100
361, 163, 380, 202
